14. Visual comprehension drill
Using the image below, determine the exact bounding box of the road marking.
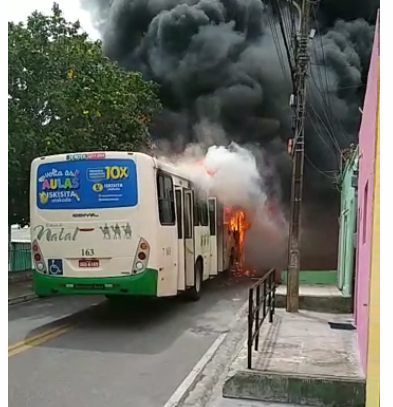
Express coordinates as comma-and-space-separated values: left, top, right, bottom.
163, 333, 227, 407
8, 324, 75, 357
162, 298, 250, 407
8, 293, 38, 306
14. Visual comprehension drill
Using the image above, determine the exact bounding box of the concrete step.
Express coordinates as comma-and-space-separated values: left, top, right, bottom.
274, 285, 352, 314
223, 370, 365, 407
214, 397, 316, 407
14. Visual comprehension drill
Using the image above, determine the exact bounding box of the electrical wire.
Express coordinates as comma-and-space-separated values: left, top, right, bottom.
307, 102, 344, 158
305, 154, 339, 181
310, 2, 351, 147
306, 109, 338, 158
266, 3, 292, 84
268, 0, 342, 185
271, 0, 295, 85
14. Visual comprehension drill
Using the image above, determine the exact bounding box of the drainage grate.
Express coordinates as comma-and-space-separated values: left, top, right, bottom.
328, 322, 356, 331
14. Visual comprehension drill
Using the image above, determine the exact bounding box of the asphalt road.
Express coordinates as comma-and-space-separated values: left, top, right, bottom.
8, 274, 253, 407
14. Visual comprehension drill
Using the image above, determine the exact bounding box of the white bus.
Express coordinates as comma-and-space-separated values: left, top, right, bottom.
30, 151, 236, 301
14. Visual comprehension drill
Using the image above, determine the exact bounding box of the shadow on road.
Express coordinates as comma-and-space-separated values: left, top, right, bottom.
21, 273, 254, 355
8, 295, 103, 323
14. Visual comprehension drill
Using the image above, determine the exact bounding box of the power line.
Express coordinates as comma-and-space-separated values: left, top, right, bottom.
310, 2, 351, 145
304, 154, 339, 181
273, 0, 297, 85
266, 5, 291, 84
309, 74, 338, 146
307, 101, 344, 157
306, 110, 338, 158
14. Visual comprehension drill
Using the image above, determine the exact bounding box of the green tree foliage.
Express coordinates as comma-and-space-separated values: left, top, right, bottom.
8, 3, 161, 225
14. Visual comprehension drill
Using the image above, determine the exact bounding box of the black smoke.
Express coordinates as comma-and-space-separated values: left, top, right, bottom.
83, 0, 378, 202
316, 0, 379, 27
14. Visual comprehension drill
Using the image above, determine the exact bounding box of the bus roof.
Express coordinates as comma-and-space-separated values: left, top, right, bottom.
31, 151, 196, 184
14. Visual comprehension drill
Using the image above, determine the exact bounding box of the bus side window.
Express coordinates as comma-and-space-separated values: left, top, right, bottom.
157, 172, 176, 226
175, 189, 183, 238
184, 192, 192, 239
208, 199, 216, 236
194, 198, 200, 226
200, 200, 208, 227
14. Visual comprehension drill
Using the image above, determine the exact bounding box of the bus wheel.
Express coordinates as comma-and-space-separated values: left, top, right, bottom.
186, 259, 203, 302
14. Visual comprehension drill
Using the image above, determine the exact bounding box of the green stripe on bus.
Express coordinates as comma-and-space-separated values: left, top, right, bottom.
33, 268, 158, 297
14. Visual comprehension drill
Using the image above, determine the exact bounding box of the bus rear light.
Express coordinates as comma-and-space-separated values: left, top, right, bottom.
36, 262, 46, 272
138, 252, 146, 260
132, 238, 150, 274
32, 239, 47, 274
140, 242, 148, 250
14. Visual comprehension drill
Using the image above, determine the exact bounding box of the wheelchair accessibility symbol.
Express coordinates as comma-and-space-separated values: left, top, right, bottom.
48, 259, 63, 276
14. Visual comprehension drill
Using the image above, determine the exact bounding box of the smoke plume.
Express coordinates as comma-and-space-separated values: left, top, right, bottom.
154, 122, 288, 270
83, 0, 377, 201
81, 0, 378, 269
162, 140, 267, 209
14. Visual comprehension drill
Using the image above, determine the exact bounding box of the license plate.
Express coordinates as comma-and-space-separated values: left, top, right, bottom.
74, 284, 104, 289
79, 259, 100, 268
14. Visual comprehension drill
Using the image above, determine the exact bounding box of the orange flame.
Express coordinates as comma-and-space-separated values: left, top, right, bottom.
225, 207, 251, 271
200, 158, 253, 275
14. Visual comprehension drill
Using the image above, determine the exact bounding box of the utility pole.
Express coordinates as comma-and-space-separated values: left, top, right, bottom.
286, 0, 312, 312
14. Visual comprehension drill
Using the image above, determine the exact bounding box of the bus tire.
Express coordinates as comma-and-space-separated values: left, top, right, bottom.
186, 258, 203, 302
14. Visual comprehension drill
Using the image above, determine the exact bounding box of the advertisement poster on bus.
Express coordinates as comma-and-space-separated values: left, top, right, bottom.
36, 159, 138, 210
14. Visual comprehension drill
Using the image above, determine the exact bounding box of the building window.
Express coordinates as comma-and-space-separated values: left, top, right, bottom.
362, 181, 369, 244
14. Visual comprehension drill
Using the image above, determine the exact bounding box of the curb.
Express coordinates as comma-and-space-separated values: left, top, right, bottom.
163, 333, 227, 407
223, 370, 366, 407
8, 270, 33, 284
163, 299, 249, 407
8, 293, 38, 306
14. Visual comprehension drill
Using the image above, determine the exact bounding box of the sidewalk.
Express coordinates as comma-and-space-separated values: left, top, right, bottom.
223, 310, 365, 407
8, 279, 36, 305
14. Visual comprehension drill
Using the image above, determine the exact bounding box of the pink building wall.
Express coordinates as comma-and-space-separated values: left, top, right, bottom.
354, 12, 379, 373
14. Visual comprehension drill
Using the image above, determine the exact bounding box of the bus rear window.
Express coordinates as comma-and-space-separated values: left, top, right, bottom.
36, 159, 138, 210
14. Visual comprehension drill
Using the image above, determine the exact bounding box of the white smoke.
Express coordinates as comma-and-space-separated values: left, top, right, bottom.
203, 143, 267, 208
159, 141, 267, 209
155, 123, 288, 271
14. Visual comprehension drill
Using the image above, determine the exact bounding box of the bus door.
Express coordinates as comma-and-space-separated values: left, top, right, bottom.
183, 189, 195, 287
216, 202, 225, 273
175, 188, 185, 291
208, 198, 218, 276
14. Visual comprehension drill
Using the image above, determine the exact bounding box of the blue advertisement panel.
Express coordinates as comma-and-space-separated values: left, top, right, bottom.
36, 158, 138, 210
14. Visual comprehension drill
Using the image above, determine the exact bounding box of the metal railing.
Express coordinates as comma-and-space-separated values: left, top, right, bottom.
247, 268, 277, 369
8, 243, 32, 273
